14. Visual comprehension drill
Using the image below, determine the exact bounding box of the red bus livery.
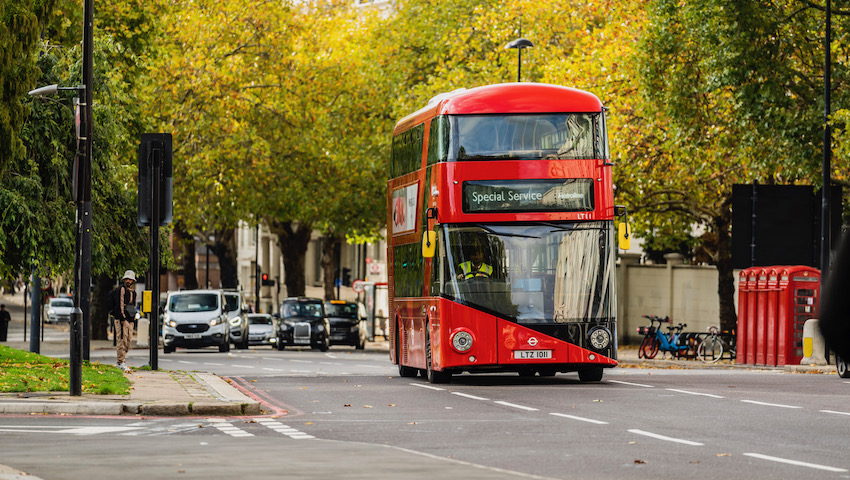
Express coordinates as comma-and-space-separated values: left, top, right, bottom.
387, 83, 629, 383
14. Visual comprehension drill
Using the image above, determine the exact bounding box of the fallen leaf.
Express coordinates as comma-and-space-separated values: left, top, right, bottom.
363, 405, 373, 408
344, 404, 352, 407
304, 422, 313, 425
634, 459, 647, 464
716, 453, 731, 457
388, 404, 397, 407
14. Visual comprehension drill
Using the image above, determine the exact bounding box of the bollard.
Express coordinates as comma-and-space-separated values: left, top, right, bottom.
800, 318, 827, 365
136, 316, 150, 348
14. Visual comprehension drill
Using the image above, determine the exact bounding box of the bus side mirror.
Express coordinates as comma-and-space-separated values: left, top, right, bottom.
422, 230, 437, 258
618, 222, 631, 250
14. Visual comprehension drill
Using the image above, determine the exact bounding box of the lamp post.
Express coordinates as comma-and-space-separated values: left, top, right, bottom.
505, 37, 534, 82
821, 0, 832, 277
26, 0, 93, 397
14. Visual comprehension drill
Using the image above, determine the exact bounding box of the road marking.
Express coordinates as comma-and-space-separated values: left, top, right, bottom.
255, 418, 314, 439
741, 400, 802, 409
319, 362, 343, 365
203, 362, 224, 366
262, 368, 282, 372
356, 364, 384, 368
820, 409, 850, 416
410, 383, 445, 391
0, 425, 144, 436
290, 359, 312, 364
628, 429, 703, 446
743, 453, 847, 472
608, 380, 654, 388
208, 418, 253, 437
666, 388, 725, 399
232, 364, 255, 368
451, 392, 489, 401
494, 401, 538, 411
178, 361, 192, 364
550, 412, 608, 425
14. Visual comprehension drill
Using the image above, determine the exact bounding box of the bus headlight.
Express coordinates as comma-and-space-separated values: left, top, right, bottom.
588, 326, 611, 350
451, 330, 473, 353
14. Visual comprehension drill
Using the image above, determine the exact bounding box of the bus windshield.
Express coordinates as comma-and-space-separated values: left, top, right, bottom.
438, 222, 615, 323
450, 113, 604, 161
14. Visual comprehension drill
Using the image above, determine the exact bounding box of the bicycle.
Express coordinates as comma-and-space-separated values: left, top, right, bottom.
637, 315, 690, 359
697, 325, 734, 363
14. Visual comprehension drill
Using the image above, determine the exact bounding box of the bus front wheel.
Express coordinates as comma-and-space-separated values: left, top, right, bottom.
426, 327, 451, 384
578, 367, 604, 382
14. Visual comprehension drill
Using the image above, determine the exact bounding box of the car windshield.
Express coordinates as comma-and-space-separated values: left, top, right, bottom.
433, 222, 616, 324
281, 301, 323, 318
51, 299, 74, 308
324, 303, 357, 318
248, 315, 273, 325
169, 293, 219, 312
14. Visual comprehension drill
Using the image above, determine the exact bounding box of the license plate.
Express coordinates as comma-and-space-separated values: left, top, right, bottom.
184, 333, 202, 339
294, 338, 310, 345
513, 350, 552, 360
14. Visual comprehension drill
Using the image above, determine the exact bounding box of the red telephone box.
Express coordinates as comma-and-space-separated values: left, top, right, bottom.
736, 269, 749, 364
764, 269, 780, 366
738, 265, 820, 366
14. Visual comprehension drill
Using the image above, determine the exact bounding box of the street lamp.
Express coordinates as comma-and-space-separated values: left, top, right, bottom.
505, 37, 534, 82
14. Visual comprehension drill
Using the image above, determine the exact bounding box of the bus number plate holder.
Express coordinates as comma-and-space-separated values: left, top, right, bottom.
513, 350, 552, 360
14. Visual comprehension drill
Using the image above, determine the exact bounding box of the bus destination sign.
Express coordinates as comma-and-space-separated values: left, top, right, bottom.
462, 179, 594, 213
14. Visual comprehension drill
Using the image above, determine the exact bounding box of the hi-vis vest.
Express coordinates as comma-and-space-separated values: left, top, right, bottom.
459, 261, 493, 279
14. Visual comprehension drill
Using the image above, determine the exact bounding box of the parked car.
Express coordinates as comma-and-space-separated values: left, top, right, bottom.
324, 300, 366, 349
276, 297, 330, 351
246, 313, 277, 347
161, 290, 230, 353
222, 291, 249, 349
44, 297, 74, 324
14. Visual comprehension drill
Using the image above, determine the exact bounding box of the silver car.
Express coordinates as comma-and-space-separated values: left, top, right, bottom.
162, 290, 230, 353
44, 297, 74, 323
246, 314, 277, 347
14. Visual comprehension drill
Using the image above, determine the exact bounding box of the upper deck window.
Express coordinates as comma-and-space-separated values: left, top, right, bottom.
449, 113, 605, 161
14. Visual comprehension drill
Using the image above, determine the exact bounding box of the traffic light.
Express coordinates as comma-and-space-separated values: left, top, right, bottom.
261, 273, 275, 286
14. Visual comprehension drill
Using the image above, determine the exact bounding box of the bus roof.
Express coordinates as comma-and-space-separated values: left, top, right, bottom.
393, 83, 603, 135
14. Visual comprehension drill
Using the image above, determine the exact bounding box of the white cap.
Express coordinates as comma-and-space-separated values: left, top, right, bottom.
122, 270, 136, 281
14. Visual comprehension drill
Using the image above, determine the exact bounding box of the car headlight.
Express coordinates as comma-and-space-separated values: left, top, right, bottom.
451, 330, 474, 353
168, 320, 177, 328
48, 309, 55, 315
229, 316, 241, 326
209, 317, 224, 326
588, 326, 612, 350
316, 324, 325, 332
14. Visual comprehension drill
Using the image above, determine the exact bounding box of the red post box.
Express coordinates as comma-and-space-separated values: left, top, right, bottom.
736, 269, 749, 364
764, 268, 780, 366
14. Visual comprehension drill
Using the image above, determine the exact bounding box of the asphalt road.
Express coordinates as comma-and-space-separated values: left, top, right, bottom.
1, 346, 849, 480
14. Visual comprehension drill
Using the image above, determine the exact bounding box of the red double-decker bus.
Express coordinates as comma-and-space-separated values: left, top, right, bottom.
387, 83, 629, 383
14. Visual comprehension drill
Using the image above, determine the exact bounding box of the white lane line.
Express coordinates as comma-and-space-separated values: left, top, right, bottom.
744, 453, 847, 473
550, 412, 608, 425
451, 392, 489, 401
290, 359, 312, 364
609, 380, 654, 388
820, 409, 850, 416
262, 368, 282, 372
628, 429, 703, 446
356, 364, 384, 368
208, 419, 253, 438
410, 383, 445, 391
741, 400, 802, 409
203, 363, 224, 366
260, 357, 278, 361
232, 364, 255, 368
666, 388, 725, 399
255, 419, 315, 439
494, 401, 538, 411
178, 361, 192, 364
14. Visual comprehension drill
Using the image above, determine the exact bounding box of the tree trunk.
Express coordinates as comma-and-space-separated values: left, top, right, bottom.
92, 273, 114, 340
714, 196, 737, 334
211, 228, 239, 289
268, 221, 312, 297
321, 233, 340, 300
176, 222, 198, 290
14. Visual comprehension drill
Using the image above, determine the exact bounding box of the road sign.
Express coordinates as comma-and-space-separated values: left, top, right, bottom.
352, 280, 365, 293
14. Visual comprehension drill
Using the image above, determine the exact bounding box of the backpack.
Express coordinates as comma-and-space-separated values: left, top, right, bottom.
107, 286, 123, 318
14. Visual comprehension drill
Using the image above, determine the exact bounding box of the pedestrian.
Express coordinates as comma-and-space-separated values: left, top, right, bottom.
0, 304, 11, 342
116, 270, 138, 373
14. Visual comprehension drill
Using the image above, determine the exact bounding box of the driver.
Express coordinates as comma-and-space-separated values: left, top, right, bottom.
457, 248, 493, 280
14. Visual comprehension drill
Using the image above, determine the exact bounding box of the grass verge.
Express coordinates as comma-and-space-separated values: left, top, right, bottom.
0, 344, 131, 395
